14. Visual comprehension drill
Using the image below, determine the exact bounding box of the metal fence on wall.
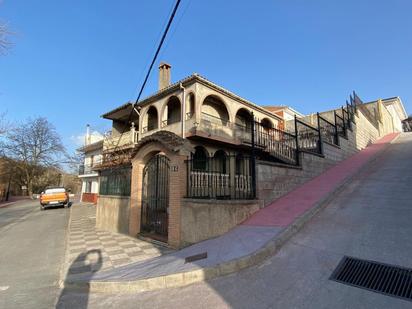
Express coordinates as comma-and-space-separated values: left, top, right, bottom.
186, 154, 255, 200
334, 111, 347, 139
253, 121, 299, 165
318, 113, 339, 146
295, 117, 322, 155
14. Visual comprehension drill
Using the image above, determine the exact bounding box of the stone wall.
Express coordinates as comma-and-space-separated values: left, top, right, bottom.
355, 108, 380, 149
96, 195, 130, 235
180, 199, 261, 246
257, 139, 357, 206
379, 102, 395, 136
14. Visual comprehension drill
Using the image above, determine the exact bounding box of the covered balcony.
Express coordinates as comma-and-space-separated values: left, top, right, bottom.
101, 102, 140, 152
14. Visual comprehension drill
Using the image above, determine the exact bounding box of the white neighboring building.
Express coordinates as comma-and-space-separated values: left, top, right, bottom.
381, 97, 408, 132
78, 125, 103, 204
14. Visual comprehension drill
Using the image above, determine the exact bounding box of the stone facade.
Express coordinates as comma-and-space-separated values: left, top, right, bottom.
96, 195, 130, 234
180, 199, 261, 246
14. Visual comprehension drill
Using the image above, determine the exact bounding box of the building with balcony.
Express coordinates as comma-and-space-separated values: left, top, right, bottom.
78, 126, 103, 204
92, 63, 406, 249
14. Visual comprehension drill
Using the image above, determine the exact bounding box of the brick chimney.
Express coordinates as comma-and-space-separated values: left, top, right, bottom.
158, 62, 171, 90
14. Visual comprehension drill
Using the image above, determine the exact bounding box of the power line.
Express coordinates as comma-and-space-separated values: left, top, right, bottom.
108, 0, 183, 160
134, 0, 182, 105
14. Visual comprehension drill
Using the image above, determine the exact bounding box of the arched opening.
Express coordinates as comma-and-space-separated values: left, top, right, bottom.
213, 150, 227, 173
201, 95, 230, 126
261, 118, 274, 129
145, 106, 158, 132
186, 93, 195, 120
235, 153, 244, 175
141, 153, 170, 242
235, 108, 253, 131
164, 96, 181, 126
192, 146, 208, 171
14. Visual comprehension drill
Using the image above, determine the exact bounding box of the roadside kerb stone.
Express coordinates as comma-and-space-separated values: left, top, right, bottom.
63, 134, 399, 293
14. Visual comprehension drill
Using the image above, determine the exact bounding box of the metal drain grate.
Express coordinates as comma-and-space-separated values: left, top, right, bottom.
330, 256, 412, 302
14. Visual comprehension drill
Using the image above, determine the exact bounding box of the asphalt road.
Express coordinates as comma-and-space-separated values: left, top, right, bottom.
0, 200, 70, 309
60, 133, 412, 308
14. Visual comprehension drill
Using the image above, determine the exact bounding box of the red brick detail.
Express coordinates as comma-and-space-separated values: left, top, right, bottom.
82, 193, 98, 204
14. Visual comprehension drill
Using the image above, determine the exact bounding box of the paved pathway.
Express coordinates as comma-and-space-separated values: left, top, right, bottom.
58, 132, 412, 308
62, 203, 172, 281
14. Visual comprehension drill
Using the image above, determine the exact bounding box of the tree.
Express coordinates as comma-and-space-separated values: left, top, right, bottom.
1, 117, 66, 196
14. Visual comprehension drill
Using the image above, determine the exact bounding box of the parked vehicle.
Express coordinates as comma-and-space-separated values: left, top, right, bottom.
40, 187, 70, 210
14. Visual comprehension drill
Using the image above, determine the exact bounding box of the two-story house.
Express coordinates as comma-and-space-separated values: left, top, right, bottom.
93, 63, 293, 247
78, 125, 103, 204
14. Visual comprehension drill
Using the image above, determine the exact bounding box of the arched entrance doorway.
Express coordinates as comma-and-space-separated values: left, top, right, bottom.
141, 153, 170, 242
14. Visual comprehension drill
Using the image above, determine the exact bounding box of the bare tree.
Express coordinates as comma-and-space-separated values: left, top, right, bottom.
0, 21, 12, 55
1, 117, 66, 196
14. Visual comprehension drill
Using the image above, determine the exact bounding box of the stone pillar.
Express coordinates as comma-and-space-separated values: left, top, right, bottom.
167, 155, 187, 248
129, 160, 144, 236
130, 122, 136, 144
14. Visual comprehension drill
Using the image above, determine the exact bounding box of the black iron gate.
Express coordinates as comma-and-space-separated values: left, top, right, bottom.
141, 154, 170, 241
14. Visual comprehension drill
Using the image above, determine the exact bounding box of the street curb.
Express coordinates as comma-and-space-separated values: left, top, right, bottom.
62, 134, 400, 293
58, 203, 74, 286
0, 202, 16, 208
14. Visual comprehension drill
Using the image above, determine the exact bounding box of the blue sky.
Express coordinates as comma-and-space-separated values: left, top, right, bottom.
1, 0, 411, 154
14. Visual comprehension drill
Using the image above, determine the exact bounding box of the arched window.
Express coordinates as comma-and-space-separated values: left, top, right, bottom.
235, 153, 244, 175
164, 96, 181, 126
261, 118, 274, 129
235, 108, 253, 131
201, 95, 230, 126
146, 106, 158, 132
192, 146, 208, 171
213, 150, 227, 173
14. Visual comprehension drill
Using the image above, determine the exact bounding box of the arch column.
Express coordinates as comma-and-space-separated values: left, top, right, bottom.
129, 138, 191, 248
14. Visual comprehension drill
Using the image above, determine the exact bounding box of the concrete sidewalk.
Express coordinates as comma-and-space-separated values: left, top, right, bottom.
63, 133, 399, 293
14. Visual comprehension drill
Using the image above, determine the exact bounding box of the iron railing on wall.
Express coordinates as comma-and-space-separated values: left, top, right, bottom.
295, 117, 322, 155
186, 154, 255, 200
253, 120, 299, 165
342, 107, 352, 131
318, 113, 339, 146
334, 111, 347, 139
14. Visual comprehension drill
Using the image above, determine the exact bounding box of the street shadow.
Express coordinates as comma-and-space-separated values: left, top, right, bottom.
55, 249, 102, 309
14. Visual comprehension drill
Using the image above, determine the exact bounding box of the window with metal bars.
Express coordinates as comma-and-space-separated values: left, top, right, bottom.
99, 166, 131, 196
